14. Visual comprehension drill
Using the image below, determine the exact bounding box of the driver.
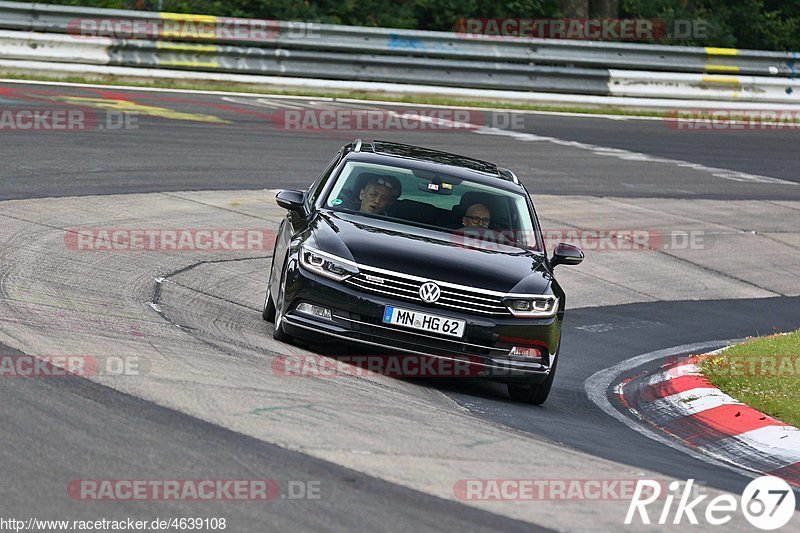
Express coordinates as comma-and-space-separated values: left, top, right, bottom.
357, 176, 402, 215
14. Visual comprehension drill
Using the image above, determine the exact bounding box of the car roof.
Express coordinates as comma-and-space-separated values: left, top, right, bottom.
345, 140, 523, 193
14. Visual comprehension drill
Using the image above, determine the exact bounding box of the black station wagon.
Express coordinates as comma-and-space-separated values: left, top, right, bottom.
263, 140, 583, 405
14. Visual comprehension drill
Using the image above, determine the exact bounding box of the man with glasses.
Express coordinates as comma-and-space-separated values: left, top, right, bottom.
461, 203, 491, 229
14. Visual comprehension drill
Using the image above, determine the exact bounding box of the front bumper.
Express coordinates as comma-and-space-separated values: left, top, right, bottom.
279, 263, 562, 384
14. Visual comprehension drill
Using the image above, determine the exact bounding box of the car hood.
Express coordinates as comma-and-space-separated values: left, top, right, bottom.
309, 211, 552, 294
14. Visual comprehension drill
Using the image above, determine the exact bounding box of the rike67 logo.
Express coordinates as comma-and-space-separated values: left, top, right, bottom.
626, 476, 795, 530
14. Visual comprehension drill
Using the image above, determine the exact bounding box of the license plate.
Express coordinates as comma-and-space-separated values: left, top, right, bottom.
382, 306, 465, 338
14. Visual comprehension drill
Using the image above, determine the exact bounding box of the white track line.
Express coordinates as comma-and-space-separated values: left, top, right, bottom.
475, 127, 797, 186
724, 426, 800, 467
4, 76, 797, 186
646, 387, 743, 416
663, 361, 703, 379
1, 75, 794, 122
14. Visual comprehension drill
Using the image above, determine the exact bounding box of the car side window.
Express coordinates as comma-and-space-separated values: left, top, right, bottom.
307, 152, 342, 208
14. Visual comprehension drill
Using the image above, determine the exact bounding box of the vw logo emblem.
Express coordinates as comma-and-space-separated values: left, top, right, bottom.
418, 281, 441, 303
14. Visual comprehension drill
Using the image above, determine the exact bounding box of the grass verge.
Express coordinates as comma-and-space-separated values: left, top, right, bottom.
700, 330, 800, 427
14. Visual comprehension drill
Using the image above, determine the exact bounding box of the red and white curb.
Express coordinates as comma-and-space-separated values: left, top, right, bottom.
616, 348, 800, 487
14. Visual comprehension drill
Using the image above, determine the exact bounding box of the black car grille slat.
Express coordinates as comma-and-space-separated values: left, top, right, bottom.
345, 279, 419, 298
437, 295, 502, 310
344, 267, 511, 316
439, 289, 498, 304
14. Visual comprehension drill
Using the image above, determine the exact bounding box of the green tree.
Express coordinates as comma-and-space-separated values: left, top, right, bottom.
18, 0, 800, 49
620, 0, 800, 50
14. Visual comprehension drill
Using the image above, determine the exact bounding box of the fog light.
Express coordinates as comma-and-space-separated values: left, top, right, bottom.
296, 303, 332, 320
509, 346, 542, 358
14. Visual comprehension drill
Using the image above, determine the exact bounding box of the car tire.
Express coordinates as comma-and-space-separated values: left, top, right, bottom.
272, 258, 292, 343
507, 356, 558, 406
263, 249, 280, 322
262, 287, 275, 322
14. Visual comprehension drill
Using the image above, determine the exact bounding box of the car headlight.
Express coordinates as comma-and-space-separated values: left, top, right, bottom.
299, 245, 359, 282
503, 295, 559, 318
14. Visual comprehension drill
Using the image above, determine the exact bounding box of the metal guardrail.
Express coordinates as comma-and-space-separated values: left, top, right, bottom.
112, 39, 611, 94
1, 0, 797, 76
0, 1, 797, 102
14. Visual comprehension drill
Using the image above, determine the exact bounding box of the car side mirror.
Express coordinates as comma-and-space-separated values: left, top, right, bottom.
276, 189, 306, 215
550, 242, 584, 267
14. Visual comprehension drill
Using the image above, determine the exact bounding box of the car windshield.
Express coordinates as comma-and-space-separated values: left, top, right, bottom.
324, 161, 540, 251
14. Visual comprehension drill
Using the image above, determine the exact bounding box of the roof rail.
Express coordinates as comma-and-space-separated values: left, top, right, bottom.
354, 139, 362, 152
498, 168, 520, 184
372, 140, 499, 175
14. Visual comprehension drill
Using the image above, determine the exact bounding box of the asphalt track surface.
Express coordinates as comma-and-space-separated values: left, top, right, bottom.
1, 81, 799, 201
445, 297, 800, 494
0, 341, 538, 532
1, 81, 799, 529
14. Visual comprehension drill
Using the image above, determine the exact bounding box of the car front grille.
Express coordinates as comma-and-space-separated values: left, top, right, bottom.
344, 265, 512, 316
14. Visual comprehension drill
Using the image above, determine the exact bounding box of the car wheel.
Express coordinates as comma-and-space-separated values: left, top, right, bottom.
263, 251, 278, 322
272, 258, 292, 342
507, 356, 558, 406
262, 287, 275, 322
